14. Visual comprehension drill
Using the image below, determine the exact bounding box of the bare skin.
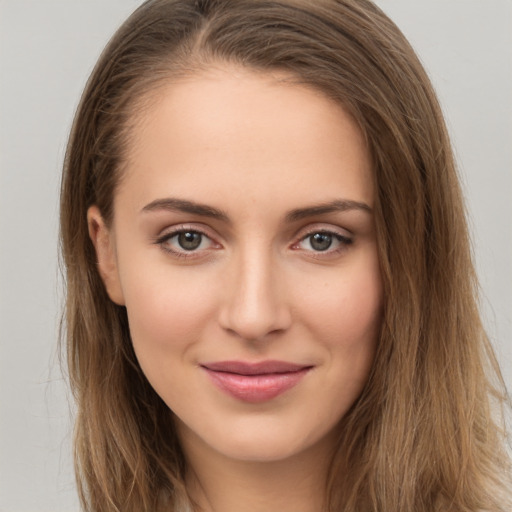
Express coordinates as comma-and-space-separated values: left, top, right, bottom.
88, 65, 382, 512
182, 421, 335, 512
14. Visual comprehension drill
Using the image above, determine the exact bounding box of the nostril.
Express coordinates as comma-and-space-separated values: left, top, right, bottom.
219, 302, 292, 342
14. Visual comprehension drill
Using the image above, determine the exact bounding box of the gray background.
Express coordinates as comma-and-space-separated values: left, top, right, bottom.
1, 1, 510, 510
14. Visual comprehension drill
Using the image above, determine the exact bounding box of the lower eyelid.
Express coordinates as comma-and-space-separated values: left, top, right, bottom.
292, 231, 353, 253
154, 226, 352, 255
154, 227, 224, 259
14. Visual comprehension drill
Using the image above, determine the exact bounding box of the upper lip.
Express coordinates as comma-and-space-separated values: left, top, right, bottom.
201, 360, 312, 375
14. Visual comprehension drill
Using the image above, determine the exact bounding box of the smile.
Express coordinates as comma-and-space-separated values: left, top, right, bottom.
201, 360, 313, 403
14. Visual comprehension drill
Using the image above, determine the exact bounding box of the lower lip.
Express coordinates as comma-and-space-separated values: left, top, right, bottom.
203, 368, 310, 403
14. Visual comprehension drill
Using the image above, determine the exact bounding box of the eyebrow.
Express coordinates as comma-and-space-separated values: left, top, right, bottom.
284, 199, 372, 222
141, 197, 372, 222
141, 198, 230, 222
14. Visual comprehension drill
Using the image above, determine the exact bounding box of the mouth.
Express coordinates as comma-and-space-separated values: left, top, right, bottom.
201, 360, 313, 403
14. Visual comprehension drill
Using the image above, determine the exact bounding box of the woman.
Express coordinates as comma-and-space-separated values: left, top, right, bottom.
60, 0, 511, 511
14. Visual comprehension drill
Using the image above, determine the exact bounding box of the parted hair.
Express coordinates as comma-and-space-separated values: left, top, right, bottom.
60, 0, 511, 510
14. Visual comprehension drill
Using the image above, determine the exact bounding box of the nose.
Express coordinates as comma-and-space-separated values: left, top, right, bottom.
218, 247, 292, 342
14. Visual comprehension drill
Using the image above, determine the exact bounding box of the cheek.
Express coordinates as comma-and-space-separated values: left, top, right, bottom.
300, 260, 382, 346
298, 257, 382, 395
119, 263, 219, 361
120, 267, 222, 404
325, 281, 381, 415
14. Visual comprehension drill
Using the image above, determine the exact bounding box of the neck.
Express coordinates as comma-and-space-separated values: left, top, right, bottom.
180, 429, 335, 512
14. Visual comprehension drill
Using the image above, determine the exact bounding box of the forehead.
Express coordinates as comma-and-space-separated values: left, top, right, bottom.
117, 66, 373, 217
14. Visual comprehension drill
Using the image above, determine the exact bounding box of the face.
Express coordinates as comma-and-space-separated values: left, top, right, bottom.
89, 66, 382, 464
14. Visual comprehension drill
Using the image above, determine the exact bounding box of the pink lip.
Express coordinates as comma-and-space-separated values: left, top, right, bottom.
201, 360, 312, 403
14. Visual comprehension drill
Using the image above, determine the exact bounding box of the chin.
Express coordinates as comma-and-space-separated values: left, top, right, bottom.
177, 414, 336, 465
219, 437, 306, 463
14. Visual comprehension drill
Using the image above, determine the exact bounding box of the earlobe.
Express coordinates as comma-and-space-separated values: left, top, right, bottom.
87, 206, 125, 305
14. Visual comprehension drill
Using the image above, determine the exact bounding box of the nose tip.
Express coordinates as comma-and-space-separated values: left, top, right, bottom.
218, 257, 291, 342
220, 297, 290, 342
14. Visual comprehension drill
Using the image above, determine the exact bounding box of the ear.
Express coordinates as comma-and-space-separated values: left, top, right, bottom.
87, 206, 125, 305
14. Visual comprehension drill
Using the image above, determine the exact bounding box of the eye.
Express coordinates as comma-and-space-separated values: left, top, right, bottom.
174, 231, 204, 251
295, 230, 352, 254
155, 227, 219, 257
307, 232, 335, 251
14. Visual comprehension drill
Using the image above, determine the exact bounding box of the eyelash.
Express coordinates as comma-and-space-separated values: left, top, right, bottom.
154, 225, 219, 259
292, 229, 353, 257
154, 226, 353, 260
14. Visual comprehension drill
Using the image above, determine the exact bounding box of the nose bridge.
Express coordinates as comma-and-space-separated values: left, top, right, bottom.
220, 240, 290, 340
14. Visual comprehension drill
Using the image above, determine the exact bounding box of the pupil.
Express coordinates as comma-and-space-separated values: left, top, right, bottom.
311, 233, 332, 251
178, 232, 202, 250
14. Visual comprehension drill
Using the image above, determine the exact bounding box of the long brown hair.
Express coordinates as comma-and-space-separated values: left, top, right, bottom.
60, 1, 511, 510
